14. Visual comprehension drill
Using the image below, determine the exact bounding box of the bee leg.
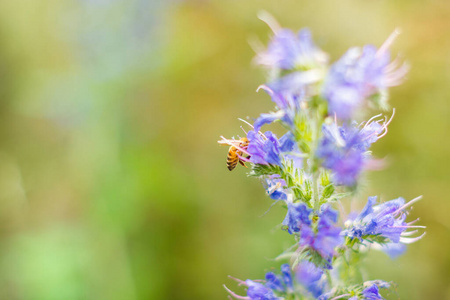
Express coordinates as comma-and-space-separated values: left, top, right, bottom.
239, 159, 248, 168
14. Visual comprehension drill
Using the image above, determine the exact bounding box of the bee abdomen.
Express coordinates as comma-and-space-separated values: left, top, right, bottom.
227, 147, 240, 171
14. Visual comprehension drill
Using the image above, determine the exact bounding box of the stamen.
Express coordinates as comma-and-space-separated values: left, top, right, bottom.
256, 84, 274, 96
363, 113, 383, 128
238, 118, 254, 129
385, 56, 402, 73
331, 294, 352, 300
257, 10, 281, 33
228, 275, 247, 286
218, 136, 241, 146
223, 285, 250, 300
377, 28, 401, 57
238, 118, 267, 139
393, 195, 422, 216
384, 63, 410, 86
384, 108, 396, 127
401, 230, 418, 236
239, 126, 248, 135
399, 232, 426, 244
407, 217, 420, 225
392, 225, 426, 229
248, 36, 265, 56
331, 123, 346, 147
377, 108, 396, 139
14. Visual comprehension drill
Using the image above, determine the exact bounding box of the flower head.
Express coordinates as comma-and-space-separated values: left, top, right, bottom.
254, 86, 303, 132
264, 264, 293, 294
361, 283, 385, 300
246, 280, 279, 300
323, 30, 408, 119
280, 264, 294, 291
317, 114, 392, 185
255, 18, 328, 71
246, 130, 282, 166
283, 202, 312, 234
285, 204, 343, 259
344, 196, 425, 252
224, 278, 280, 300
264, 175, 288, 201
265, 272, 284, 292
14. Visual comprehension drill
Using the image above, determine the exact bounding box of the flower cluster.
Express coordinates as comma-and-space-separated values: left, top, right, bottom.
223, 264, 294, 299
219, 13, 424, 300
316, 114, 392, 185
284, 203, 343, 261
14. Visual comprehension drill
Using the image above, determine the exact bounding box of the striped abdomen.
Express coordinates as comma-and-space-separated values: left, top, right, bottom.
227, 146, 242, 171
226, 137, 249, 171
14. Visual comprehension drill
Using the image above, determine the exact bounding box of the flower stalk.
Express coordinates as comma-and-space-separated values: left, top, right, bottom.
219, 13, 424, 300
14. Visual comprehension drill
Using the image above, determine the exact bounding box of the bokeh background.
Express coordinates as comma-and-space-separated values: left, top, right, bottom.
0, 0, 448, 299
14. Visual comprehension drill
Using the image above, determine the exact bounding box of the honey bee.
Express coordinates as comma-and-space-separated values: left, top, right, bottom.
226, 137, 249, 171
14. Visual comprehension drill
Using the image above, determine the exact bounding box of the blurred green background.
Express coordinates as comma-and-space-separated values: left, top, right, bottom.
0, 0, 448, 299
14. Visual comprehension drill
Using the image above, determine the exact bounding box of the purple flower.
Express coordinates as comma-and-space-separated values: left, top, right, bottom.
224, 278, 281, 300
283, 202, 312, 234
247, 130, 282, 166
361, 284, 384, 300
317, 117, 388, 185
265, 272, 284, 292
246, 129, 303, 169
264, 175, 288, 201
226, 264, 294, 299
323, 31, 408, 119
280, 264, 293, 291
256, 28, 328, 71
301, 222, 342, 259
288, 205, 343, 259
264, 264, 293, 294
310, 205, 343, 258
296, 261, 326, 298
255, 29, 326, 123
267, 69, 325, 102
344, 196, 425, 252
246, 280, 280, 300
254, 86, 302, 131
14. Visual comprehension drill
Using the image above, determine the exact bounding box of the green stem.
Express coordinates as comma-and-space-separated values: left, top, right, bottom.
311, 109, 322, 211
313, 171, 320, 211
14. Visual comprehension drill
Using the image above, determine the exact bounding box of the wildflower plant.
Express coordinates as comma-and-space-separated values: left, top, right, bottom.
218, 12, 425, 300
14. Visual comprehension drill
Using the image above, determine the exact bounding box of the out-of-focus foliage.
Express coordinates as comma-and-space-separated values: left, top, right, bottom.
0, 0, 448, 299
